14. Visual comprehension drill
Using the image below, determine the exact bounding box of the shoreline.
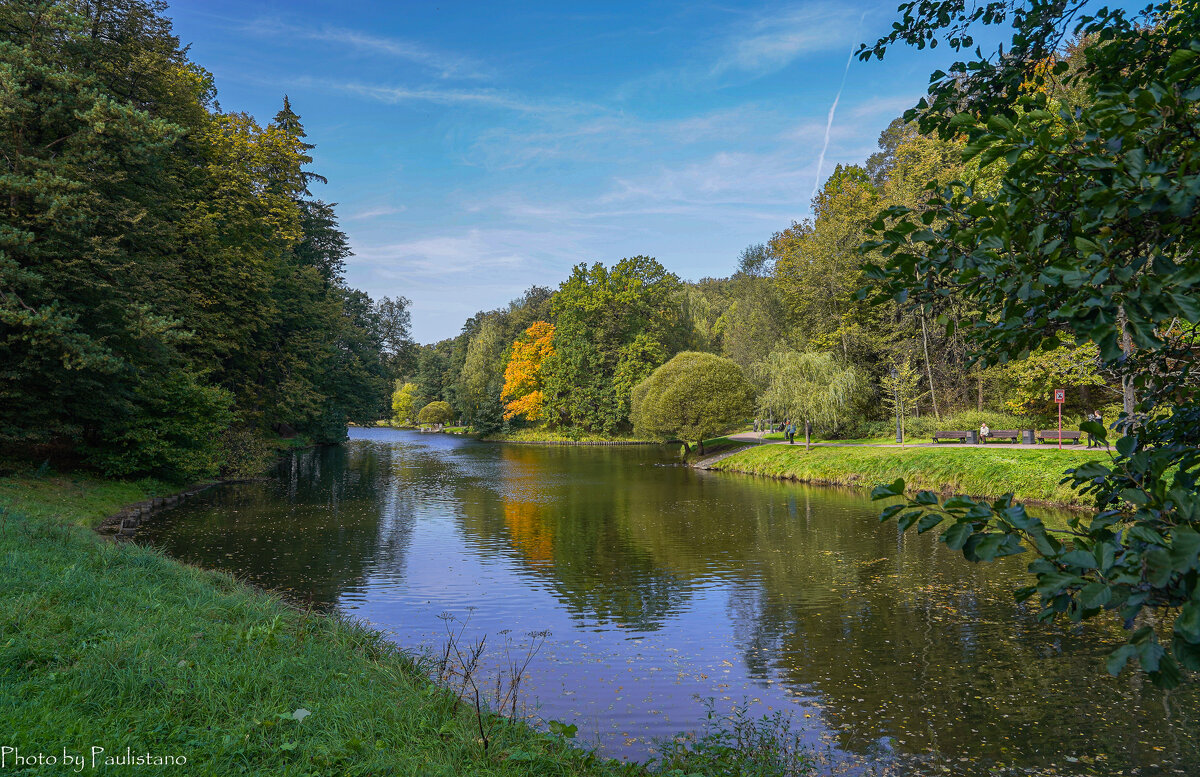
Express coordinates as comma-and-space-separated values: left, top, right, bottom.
700, 444, 1100, 511
0, 471, 636, 777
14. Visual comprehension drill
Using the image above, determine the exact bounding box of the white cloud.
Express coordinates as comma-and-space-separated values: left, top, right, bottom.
247, 19, 490, 80
712, 3, 865, 76
345, 205, 406, 221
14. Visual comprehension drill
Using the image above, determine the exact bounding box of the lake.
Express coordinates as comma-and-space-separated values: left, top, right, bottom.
138, 427, 1198, 776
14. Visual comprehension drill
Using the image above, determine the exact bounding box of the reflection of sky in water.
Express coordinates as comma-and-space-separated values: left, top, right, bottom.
140, 428, 1200, 777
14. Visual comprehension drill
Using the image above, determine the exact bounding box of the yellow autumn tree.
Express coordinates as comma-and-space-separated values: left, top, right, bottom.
501, 321, 555, 421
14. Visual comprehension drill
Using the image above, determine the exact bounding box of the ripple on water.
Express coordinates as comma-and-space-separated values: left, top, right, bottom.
137, 429, 1200, 776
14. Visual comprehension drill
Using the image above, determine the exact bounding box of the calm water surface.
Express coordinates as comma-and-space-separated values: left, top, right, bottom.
139, 428, 1199, 776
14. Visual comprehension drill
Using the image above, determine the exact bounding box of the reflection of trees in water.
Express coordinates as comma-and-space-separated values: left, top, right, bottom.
716, 488, 1200, 770
452, 444, 691, 631
449, 448, 1199, 770
148, 436, 1200, 769
144, 443, 419, 606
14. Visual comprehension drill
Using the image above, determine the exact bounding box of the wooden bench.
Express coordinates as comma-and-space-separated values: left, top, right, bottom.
1038, 430, 1081, 443
932, 430, 977, 444
980, 429, 1019, 444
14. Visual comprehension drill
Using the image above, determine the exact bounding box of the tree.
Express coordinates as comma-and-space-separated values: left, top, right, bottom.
755, 351, 864, 449
630, 352, 754, 454
0, 2, 392, 478
542, 256, 687, 433
501, 322, 555, 422
391, 382, 419, 426
1002, 340, 1106, 421
417, 401, 455, 427
772, 166, 880, 363
880, 358, 924, 446
377, 296, 415, 378
862, 0, 1200, 686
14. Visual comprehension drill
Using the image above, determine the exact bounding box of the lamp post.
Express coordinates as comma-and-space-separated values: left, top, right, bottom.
892, 367, 903, 445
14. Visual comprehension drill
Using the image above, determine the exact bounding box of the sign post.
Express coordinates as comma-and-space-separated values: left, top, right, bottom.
1054, 388, 1066, 449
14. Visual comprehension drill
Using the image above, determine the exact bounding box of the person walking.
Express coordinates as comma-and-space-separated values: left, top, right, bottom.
1085, 410, 1097, 448
786, 421, 796, 445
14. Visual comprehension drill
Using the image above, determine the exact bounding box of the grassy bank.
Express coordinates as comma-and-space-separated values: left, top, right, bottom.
0, 473, 642, 776
482, 428, 655, 444
708, 445, 1104, 508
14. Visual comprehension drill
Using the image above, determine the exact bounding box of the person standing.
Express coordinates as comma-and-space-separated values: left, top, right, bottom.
786, 421, 796, 444
1095, 409, 1107, 448
1085, 410, 1097, 448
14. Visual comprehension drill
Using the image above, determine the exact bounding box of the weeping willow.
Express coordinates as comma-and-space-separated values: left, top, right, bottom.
754, 350, 864, 449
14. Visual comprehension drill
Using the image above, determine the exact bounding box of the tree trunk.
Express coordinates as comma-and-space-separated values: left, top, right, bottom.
698, 439, 704, 455
977, 371, 983, 412
805, 421, 811, 451
1118, 305, 1136, 419
920, 316, 941, 420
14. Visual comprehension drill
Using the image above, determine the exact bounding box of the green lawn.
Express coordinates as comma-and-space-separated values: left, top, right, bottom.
0, 473, 641, 776
708, 444, 1104, 508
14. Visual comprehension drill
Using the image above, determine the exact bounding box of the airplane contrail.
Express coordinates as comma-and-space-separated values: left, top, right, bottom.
811, 14, 866, 202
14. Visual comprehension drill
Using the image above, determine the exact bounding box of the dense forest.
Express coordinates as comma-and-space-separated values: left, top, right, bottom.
0, 0, 413, 480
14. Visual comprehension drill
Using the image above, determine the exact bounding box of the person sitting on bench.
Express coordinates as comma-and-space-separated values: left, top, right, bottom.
979, 422, 991, 443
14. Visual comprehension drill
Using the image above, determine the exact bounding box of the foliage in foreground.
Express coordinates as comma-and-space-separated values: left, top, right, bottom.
648, 701, 813, 777
861, 0, 1200, 686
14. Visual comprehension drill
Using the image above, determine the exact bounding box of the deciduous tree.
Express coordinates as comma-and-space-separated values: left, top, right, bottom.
630, 352, 754, 454
501, 322, 555, 422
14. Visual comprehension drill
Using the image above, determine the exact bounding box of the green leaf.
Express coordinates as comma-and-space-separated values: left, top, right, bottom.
897, 511, 923, 532
1169, 528, 1200, 571
1059, 550, 1097, 570
942, 495, 976, 511
1036, 571, 1081, 596
1175, 601, 1200, 644
871, 478, 906, 500
916, 513, 944, 533
1106, 644, 1137, 676
914, 490, 940, 506
1079, 582, 1112, 609
941, 522, 975, 550
547, 720, 578, 739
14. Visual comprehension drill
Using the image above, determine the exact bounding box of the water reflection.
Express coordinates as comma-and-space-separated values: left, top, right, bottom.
139, 428, 1199, 775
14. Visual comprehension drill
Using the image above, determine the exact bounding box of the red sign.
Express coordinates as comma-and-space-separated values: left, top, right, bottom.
1054, 389, 1065, 404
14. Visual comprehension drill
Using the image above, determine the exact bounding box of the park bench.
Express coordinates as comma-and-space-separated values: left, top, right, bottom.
932, 430, 977, 444
1038, 430, 1081, 444
980, 429, 1019, 444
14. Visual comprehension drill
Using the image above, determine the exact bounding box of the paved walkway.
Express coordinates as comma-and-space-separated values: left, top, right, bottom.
726, 432, 1103, 451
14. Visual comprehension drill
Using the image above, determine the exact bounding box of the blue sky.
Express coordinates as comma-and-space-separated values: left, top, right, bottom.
167, 1, 990, 343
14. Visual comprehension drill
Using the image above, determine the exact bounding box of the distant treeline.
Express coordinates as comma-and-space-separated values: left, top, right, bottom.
0, 1, 413, 480
400, 48, 1125, 439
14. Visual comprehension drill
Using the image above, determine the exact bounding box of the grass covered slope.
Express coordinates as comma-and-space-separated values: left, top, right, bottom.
0, 475, 635, 776
708, 445, 1103, 507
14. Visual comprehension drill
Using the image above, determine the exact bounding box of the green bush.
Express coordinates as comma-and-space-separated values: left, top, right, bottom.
417, 401, 455, 425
